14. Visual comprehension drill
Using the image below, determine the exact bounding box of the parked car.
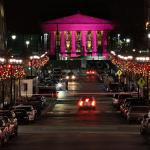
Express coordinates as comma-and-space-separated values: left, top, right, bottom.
0, 110, 18, 136
77, 97, 96, 110
1, 116, 18, 137
106, 83, 121, 92
0, 118, 9, 146
112, 93, 132, 109
120, 97, 140, 116
13, 105, 37, 121
140, 114, 150, 135
14, 109, 29, 124
126, 106, 150, 123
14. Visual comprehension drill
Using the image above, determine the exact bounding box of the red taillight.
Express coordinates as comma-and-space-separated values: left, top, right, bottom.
79, 100, 83, 106
86, 71, 89, 74
92, 71, 95, 74
91, 100, 96, 106
85, 98, 89, 102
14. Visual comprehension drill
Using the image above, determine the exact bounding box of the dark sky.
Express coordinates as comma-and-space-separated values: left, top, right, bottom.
4, 0, 145, 34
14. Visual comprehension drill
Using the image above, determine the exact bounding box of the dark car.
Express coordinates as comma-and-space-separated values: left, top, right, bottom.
38, 87, 58, 98
78, 97, 96, 110
121, 99, 149, 118
126, 106, 150, 123
112, 93, 132, 109
14, 109, 29, 124
140, 115, 150, 135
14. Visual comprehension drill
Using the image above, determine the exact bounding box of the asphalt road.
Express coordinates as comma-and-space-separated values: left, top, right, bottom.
2, 75, 150, 150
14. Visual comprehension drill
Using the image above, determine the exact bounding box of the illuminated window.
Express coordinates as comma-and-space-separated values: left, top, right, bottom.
56, 31, 60, 47
86, 31, 92, 52
76, 31, 81, 53
65, 31, 71, 53
97, 31, 103, 55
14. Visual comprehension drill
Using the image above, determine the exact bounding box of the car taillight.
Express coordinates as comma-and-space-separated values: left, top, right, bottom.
92, 71, 95, 74
85, 98, 89, 102
91, 100, 96, 106
86, 71, 89, 74
78, 101, 83, 106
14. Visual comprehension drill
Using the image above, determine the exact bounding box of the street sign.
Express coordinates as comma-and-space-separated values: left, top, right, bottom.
137, 78, 145, 88
116, 70, 122, 77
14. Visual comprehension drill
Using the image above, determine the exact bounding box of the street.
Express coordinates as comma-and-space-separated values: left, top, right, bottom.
2, 75, 150, 150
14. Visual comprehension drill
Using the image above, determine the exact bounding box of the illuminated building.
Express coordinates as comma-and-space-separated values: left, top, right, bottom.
41, 13, 114, 60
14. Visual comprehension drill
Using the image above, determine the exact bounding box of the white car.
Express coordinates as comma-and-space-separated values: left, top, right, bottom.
13, 105, 37, 121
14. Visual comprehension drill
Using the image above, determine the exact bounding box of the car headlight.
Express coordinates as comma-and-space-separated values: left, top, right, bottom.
66, 76, 69, 79
57, 83, 62, 88
71, 75, 76, 79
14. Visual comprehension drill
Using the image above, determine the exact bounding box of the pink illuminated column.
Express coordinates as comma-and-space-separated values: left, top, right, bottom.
102, 31, 108, 58
60, 31, 66, 57
92, 31, 97, 56
71, 31, 76, 57
82, 31, 87, 56
50, 31, 55, 56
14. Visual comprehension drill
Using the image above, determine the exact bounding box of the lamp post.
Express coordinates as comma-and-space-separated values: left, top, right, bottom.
11, 35, 17, 54
25, 40, 30, 48
11, 35, 16, 40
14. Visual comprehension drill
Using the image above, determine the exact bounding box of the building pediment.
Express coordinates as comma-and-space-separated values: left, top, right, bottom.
44, 13, 113, 24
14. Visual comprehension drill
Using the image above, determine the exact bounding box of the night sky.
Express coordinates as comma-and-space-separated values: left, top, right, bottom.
4, 0, 145, 35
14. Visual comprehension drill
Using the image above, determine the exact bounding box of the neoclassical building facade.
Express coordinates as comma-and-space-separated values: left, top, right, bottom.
41, 13, 114, 60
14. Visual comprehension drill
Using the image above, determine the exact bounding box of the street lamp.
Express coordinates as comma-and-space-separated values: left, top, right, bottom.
25, 40, 30, 48
11, 35, 16, 40
148, 33, 150, 39
117, 34, 120, 48
126, 38, 131, 44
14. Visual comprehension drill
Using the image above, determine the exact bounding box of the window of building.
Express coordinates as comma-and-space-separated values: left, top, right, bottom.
65, 31, 71, 53
56, 31, 60, 48
76, 31, 81, 53
86, 31, 92, 53
97, 31, 103, 55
